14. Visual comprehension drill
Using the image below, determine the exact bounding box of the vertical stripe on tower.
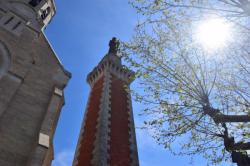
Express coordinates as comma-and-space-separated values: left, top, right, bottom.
91, 70, 111, 166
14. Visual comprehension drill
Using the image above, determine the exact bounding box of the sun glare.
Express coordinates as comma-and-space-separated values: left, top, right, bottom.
196, 18, 232, 50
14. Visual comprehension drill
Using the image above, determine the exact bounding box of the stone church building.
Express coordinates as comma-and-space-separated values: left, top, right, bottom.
0, 0, 70, 165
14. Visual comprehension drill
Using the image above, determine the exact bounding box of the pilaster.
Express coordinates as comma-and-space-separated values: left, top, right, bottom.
91, 70, 111, 166
27, 87, 64, 166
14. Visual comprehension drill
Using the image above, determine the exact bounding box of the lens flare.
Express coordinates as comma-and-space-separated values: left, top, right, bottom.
196, 18, 232, 50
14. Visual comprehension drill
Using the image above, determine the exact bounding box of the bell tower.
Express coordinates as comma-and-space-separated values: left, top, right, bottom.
73, 38, 139, 166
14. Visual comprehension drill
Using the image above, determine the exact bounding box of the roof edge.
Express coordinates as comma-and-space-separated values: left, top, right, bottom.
41, 32, 72, 79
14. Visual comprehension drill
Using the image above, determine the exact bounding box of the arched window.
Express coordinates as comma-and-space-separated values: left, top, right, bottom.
0, 42, 10, 79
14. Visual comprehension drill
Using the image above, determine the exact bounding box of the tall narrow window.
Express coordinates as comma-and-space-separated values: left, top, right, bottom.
4, 16, 14, 25
29, 0, 42, 7
12, 21, 21, 30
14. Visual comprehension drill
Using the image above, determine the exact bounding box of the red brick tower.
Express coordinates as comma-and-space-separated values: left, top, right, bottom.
73, 38, 139, 166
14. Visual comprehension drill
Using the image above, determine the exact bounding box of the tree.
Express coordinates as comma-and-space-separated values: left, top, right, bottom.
122, 0, 250, 165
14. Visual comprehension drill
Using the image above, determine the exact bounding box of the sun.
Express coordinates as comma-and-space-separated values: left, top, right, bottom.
196, 18, 232, 50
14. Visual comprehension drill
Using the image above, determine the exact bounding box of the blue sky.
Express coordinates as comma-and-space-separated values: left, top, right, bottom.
45, 1, 229, 166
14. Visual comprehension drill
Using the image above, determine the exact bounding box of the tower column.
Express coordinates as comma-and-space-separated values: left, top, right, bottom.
73, 38, 139, 166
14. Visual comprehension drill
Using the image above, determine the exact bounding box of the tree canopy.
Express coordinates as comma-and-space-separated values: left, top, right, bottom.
123, 0, 250, 165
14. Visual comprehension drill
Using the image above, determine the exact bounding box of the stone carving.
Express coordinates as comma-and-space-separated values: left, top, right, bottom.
108, 37, 119, 54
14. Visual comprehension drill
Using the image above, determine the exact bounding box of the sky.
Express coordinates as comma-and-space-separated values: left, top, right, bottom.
45, 1, 230, 166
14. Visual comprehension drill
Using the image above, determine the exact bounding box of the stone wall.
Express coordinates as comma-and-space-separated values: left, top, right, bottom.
0, 1, 70, 166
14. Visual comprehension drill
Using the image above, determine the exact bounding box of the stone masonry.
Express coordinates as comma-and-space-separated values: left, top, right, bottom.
0, 0, 70, 165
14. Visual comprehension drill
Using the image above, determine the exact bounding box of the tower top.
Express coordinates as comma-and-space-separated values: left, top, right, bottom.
86, 38, 135, 86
